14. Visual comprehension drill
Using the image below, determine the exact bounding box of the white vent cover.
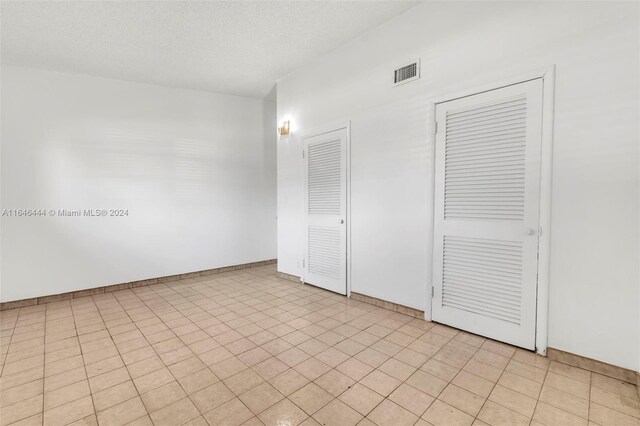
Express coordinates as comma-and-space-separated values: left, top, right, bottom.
393, 59, 420, 86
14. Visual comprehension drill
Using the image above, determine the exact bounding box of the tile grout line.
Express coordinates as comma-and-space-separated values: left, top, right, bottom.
41, 305, 47, 424
527, 355, 550, 426
73, 297, 101, 425
93, 290, 150, 425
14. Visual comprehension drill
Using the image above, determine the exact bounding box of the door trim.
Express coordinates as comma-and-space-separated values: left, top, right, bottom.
301, 122, 351, 297
426, 66, 555, 356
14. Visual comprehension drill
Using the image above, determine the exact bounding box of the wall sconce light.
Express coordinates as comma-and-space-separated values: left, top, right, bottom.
278, 120, 290, 136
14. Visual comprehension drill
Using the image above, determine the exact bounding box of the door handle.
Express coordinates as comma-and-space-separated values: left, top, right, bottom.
525, 227, 536, 236
339, 219, 344, 224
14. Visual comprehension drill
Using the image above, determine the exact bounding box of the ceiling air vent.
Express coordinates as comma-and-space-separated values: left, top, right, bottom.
393, 59, 420, 87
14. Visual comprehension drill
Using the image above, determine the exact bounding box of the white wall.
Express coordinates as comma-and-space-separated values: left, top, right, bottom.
1, 66, 277, 302
277, 2, 639, 370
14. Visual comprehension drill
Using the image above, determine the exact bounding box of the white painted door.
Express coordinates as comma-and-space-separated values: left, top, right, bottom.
303, 128, 347, 295
432, 79, 543, 349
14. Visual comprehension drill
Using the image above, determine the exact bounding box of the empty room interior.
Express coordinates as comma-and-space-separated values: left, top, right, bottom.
1, 1, 639, 425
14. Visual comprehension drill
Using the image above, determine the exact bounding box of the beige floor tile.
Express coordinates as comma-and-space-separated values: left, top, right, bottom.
140, 381, 186, 413
68, 412, 100, 426
452, 372, 494, 400
44, 379, 90, 410
360, 369, 401, 397
422, 399, 474, 426
378, 358, 416, 381
190, 382, 235, 413
338, 383, 384, 416
210, 356, 248, 380
159, 345, 194, 366
589, 402, 640, 426
45, 355, 83, 377
439, 384, 485, 417
148, 397, 200, 425
277, 347, 311, 367
0, 367, 44, 391
252, 357, 289, 380
44, 395, 94, 426
388, 383, 435, 416
114, 337, 147, 355
204, 397, 254, 426
85, 355, 124, 378
481, 340, 516, 358
473, 349, 510, 370
539, 385, 589, 419
269, 369, 310, 396
224, 368, 265, 395
477, 400, 529, 426
497, 370, 542, 399
92, 380, 138, 412
226, 338, 257, 356
350, 331, 379, 347
453, 332, 485, 348
0, 379, 43, 408
432, 347, 473, 369
313, 399, 363, 426
591, 373, 640, 400
370, 339, 403, 357
336, 358, 374, 381
297, 338, 329, 357
2, 355, 44, 377
293, 357, 331, 381
262, 338, 293, 356
544, 372, 590, 399
314, 369, 355, 397
549, 361, 591, 384
88, 367, 130, 394
462, 359, 503, 383
315, 347, 351, 368
421, 358, 460, 382
6, 413, 44, 426
532, 401, 588, 426
200, 346, 234, 366
289, 383, 333, 415
334, 339, 366, 357
237, 347, 272, 367
3, 267, 638, 426
239, 382, 284, 414
168, 356, 207, 379
394, 347, 429, 368
1, 395, 43, 426
133, 367, 174, 394
258, 398, 308, 426
189, 338, 221, 355
178, 368, 220, 395
590, 386, 640, 418
406, 370, 449, 398
488, 384, 537, 418
120, 346, 156, 366
512, 350, 549, 370
368, 399, 418, 426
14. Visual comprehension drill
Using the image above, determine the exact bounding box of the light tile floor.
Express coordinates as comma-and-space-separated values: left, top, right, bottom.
1, 264, 638, 426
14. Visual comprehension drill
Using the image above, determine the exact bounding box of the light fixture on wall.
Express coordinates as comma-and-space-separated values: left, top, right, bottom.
278, 120, 290, 136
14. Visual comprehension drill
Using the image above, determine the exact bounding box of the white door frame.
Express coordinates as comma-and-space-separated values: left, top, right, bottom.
426, 66, 555, 355
300, 121, 352, 297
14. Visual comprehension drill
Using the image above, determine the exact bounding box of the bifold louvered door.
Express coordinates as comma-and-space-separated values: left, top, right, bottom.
432, 79, 543, 349
303, 129, 347, 295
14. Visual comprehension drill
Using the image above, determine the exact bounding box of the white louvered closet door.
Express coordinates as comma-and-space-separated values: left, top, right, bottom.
303, 129, 347, 295
432, 79, 543, 349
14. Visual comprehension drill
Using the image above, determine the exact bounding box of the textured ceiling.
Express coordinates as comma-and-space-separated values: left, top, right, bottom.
1, 1, 417, 98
